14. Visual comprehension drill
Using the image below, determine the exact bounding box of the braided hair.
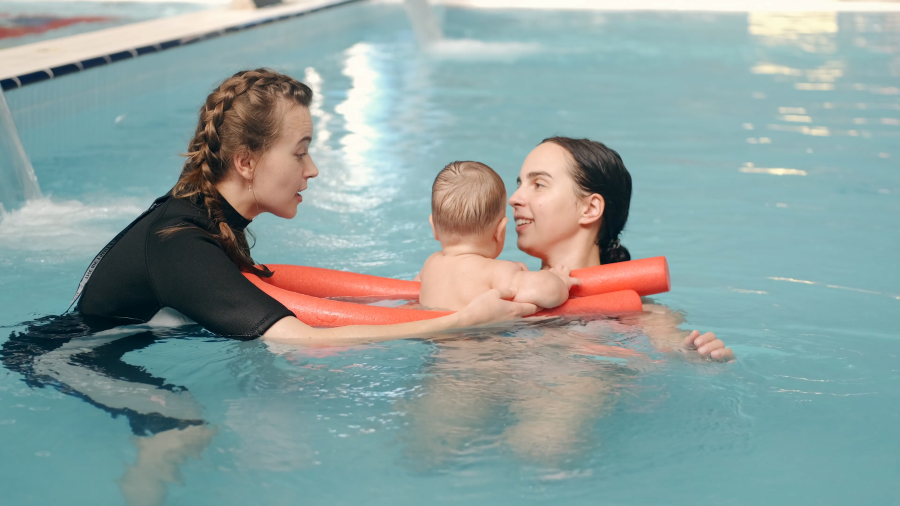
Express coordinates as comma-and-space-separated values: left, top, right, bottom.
541, 137, 632, 264
168, 69, 313, 276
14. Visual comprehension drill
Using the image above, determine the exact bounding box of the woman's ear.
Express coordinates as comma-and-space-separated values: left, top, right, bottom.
232, 150, 255, 183
429, 215, 439, 241
579, 194, 605, 226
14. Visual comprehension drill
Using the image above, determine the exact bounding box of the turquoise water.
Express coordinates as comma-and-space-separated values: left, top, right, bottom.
1, 3, 899, 505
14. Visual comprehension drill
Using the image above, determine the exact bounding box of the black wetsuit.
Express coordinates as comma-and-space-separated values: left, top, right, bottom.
1, 194, 293, 436
77, 193, 292, 337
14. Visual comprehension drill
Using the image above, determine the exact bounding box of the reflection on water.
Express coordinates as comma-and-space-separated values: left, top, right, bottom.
749, 12, 838, 53
307, 43, 398, 215
746, 10, 900, 170
398, 319, 654, 471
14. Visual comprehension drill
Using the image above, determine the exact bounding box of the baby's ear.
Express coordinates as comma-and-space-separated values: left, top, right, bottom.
495, 216, 508, 242
429, 214, 439, 241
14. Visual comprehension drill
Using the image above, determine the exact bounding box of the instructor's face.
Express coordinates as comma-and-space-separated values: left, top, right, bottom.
253, 104, 318, 219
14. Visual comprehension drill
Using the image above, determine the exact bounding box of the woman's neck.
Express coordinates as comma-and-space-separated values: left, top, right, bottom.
538, 231, 602, 270
216, 176, 259, 220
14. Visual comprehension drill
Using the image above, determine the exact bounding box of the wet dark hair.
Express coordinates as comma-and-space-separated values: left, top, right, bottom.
541, 137, 632, 264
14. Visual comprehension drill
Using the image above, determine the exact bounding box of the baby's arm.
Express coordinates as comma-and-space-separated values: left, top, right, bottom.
492, 262, 579, 309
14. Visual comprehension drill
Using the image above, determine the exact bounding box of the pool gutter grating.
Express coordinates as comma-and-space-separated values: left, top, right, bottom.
0, 0, 362, 92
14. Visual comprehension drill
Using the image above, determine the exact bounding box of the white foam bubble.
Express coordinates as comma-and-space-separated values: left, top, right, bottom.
425, 39, 542, 60
0, 197, 144, 258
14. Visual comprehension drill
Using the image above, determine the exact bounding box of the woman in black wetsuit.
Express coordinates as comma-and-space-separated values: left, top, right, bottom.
2, 69, 537, 506
76, 69, 536, 341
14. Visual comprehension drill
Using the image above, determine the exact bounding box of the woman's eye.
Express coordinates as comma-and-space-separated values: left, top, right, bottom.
296, 153, 307, 160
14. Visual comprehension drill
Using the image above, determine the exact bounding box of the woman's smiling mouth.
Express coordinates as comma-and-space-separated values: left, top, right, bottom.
515, 218, 533, 231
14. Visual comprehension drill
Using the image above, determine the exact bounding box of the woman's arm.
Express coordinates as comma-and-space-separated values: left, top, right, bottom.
635, 303, 734, 361
262, 288, 538, 345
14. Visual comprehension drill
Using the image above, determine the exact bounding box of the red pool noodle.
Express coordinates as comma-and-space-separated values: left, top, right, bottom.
257, 256, 670, 299
570, 256, 670, 298
246, 275, 643, 327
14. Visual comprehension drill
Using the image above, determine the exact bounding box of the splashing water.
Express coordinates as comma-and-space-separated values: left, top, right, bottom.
403, 0, 443, 46
0, 88, 41, 215
0, 197, 144, 257
403, 0, 540, 58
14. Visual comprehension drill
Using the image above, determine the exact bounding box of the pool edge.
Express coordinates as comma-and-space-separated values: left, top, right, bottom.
0, 0, 364, 91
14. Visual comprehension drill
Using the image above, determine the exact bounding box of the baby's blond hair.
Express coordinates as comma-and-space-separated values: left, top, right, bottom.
431, 161, 507, 238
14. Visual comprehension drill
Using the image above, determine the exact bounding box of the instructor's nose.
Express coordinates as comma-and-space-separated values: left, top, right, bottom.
306, 156, 319, 179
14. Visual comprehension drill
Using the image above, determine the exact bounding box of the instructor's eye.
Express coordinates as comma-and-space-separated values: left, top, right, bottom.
296, 152, 307, 160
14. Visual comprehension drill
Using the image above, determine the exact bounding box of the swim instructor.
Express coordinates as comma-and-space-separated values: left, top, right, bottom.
75, 69, 536, 343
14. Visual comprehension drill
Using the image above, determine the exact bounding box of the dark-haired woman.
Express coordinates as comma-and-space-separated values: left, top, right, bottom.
401, 138, 733, 467
510, 137, 734, 361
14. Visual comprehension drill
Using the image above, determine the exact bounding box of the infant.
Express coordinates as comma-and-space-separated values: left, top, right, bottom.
416, 161, 578, 311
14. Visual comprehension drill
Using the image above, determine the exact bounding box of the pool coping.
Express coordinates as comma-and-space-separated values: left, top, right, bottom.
0, 0, 363, 91
438, 0, 900, 11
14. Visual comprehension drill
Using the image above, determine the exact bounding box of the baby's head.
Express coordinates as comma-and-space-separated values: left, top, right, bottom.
430, 161, 508, 257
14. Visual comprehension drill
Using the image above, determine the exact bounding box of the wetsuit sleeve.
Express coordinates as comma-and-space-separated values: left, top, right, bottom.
147, 228, 293, 338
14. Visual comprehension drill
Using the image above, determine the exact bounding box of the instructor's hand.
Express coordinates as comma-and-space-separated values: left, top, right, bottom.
682, 330, 735, 362
456, 288, 538, 328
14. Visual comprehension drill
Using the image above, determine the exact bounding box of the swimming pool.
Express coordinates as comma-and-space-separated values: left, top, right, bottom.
1, 3, 899, 504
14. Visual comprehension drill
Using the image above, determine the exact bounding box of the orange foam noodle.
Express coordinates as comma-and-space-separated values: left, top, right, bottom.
264, 265, 420, 299
248, 273, 642, 327
246, 275, 450, 327
261, 256, 670, 299
538, 290, 642, 317
570, 256, 670, 298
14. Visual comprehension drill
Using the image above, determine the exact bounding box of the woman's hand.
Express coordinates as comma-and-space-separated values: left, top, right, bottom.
456, 288, 538, 328
682, 330, 735, 362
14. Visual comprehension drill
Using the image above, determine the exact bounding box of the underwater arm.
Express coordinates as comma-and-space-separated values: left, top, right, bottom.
636, 303, 734, 362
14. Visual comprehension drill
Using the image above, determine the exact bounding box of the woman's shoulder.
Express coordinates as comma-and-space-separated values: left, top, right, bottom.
147, 195, 213, 232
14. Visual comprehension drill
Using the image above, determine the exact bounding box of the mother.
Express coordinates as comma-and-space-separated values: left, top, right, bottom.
509, 136, 734, 361
75, 69, 535, 342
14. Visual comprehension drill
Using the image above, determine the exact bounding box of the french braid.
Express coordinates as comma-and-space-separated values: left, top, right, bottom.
166, 69, 313, 276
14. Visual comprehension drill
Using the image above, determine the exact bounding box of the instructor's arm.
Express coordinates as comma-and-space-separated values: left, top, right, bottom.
263, 288, 537, 345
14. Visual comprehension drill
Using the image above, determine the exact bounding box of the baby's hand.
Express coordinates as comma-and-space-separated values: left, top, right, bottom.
548, 265, 581, 291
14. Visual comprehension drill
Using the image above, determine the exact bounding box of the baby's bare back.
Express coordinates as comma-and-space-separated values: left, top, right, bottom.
419, 253, 516, 311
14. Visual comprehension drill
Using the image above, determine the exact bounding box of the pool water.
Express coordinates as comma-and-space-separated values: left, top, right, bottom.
1, 3, 899, 505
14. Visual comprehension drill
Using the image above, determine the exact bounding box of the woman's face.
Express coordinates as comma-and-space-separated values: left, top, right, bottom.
251, 104, 318, 219
508, 142, 585, 259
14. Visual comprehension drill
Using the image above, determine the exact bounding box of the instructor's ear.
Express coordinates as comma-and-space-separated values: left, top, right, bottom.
579, 194, 605, 226
232, 150, 255, 182
429, 215, 439, 241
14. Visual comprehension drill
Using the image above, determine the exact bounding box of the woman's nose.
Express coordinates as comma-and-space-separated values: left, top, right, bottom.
306, 157, 319, 179
509, 186, 524, 207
